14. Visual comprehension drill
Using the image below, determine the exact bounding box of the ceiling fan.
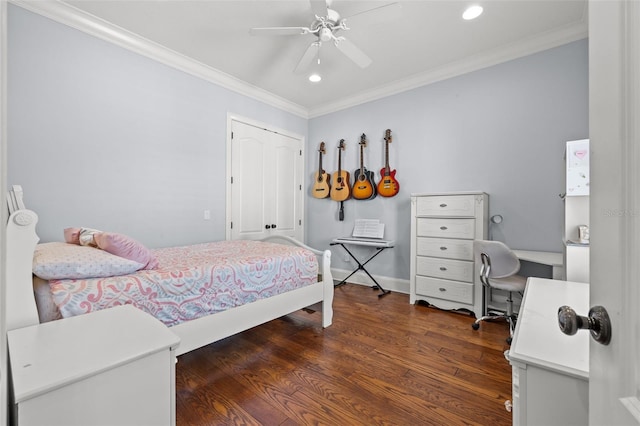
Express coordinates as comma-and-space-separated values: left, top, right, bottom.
250, 0, 401, 74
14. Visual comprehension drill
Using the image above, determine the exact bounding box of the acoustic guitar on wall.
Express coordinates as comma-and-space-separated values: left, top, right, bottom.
312, 141, 330, 198
377, 129, 400, 197
330, 139, 351, 202
352, 133, 376, 200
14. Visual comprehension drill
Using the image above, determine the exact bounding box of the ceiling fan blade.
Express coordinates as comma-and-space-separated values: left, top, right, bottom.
343, 2, 402, 28
250, 27, 311, 36
309, 0, 329, 17
294, 41, 321, 74
335, 37, 372, 68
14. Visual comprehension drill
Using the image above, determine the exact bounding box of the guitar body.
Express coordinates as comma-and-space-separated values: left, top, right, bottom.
330, 170, 351, 201
377, 168, 400, 197
352, 167, 376, 200
312, 171, 330, 198
352, 133, 377, 200
312, 141, 331, 199
378, 129, 400, 198
330, 139, 351, 202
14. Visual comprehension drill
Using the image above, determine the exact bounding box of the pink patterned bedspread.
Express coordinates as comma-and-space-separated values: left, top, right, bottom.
49, 240, 318, 327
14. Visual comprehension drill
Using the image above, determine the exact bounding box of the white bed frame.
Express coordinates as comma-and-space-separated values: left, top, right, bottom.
5, 209, 334, 356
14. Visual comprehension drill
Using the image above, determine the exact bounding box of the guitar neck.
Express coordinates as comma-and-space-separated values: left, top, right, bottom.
384, 141, 390, 174
337, 140, 347, 178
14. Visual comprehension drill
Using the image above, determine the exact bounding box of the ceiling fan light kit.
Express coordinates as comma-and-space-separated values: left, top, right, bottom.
250, 0, 401, 78
463, 5, 484, 20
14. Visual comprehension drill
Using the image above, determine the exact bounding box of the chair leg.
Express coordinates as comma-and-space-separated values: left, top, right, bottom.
472, 291, 518, 345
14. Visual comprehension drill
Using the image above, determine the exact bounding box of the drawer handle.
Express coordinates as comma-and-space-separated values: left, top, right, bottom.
439, 287, 447, 292
439, 203, 447, 208
440, 246, 448, 250
440, 226, 448, 230
439, 267, 447, 271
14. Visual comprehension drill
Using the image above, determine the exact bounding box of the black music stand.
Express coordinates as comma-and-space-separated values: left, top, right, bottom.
331, 237, 394, 297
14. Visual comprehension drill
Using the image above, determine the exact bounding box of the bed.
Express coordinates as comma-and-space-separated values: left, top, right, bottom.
6, 209, 334, 356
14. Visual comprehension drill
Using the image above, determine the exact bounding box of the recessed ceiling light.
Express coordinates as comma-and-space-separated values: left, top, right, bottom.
309, 73, 322, 83
463, 5, 483, 20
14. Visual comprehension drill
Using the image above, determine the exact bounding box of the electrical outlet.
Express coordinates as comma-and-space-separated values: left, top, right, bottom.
203, 210, 211, 220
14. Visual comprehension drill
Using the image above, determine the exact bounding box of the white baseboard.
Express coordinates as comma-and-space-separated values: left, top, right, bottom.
330, 268, 410, 295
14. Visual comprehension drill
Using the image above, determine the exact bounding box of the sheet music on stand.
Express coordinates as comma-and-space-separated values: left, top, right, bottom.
332, 219, 393, 248
352, 219, 385, 239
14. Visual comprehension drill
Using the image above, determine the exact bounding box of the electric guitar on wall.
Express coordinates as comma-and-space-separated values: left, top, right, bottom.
312, 142, 330, 198
352, 133, 376, 200
377, 129, 400, 197
330, 139, 351, 202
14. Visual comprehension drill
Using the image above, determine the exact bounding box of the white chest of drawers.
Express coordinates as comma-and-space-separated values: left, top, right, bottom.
410, 192, 489, 318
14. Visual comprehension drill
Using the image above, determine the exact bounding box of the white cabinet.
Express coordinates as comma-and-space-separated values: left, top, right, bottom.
8, 305, 180, 426
230, 119, 303, 241
508, 278, 589, 425
410, 192, 489, 318
564, 139, 590, 283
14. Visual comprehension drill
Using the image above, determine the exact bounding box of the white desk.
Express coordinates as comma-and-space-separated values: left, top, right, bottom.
508, 278, 589, 425
513, 249, 564, 280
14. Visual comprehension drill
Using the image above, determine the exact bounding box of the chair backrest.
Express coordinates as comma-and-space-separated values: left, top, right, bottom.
473, 240, 521, 282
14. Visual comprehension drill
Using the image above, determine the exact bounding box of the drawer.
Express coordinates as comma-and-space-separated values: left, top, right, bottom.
415, 276, 473, 304
416, 237, 473, 260
416, 256, 474, 282
416, 218, 476, 239
415, 195, 476, 217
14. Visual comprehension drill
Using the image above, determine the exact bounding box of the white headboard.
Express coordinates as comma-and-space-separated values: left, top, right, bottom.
6, 184, 25, 215
6, 209, 40, 331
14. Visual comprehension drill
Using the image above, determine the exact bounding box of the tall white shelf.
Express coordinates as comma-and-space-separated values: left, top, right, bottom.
564, 139, 590, 283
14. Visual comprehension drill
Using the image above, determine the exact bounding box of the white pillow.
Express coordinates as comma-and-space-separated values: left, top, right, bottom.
33, 242, 144, 280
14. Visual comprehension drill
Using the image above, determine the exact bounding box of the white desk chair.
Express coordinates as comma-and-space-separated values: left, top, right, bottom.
472, 240, 527, 344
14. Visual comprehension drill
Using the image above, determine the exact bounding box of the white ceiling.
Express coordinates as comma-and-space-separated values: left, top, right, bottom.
58, 0, 588, 117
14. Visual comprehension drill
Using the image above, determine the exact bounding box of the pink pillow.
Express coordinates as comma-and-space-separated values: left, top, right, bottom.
93, 232, 159, 270
63, 228, 81, 245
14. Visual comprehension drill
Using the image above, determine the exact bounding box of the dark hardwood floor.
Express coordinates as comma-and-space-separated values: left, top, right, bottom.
176, 284, 513, 425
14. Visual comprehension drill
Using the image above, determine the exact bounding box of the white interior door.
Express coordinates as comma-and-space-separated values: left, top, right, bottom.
230, 120, 269, 240
228, 117, 303, 241
589, 1, 640, 424
271, 133, 301, 236
1, 2, 8, 423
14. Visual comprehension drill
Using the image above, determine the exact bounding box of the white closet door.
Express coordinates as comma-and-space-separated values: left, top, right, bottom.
271, 133, 300, 236
230, 119, 302, 241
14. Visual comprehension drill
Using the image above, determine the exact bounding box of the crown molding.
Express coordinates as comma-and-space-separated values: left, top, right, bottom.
11, 0, 309, 119
308, 20, 588, 118
12, 0, 588, 121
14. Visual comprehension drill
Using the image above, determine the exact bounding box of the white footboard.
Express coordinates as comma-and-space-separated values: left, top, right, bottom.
171, 237, 333, 355
260, 235, 334, 328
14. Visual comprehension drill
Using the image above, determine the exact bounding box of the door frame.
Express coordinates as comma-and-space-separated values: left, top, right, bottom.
589, 0, 640, 423
1, 2, 7, 423
225, 113, 306, 241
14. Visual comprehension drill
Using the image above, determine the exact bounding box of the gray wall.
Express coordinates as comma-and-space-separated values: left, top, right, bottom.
8, 5, 307, 248
9, 4, 588, 284
307, 40, 588, 281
